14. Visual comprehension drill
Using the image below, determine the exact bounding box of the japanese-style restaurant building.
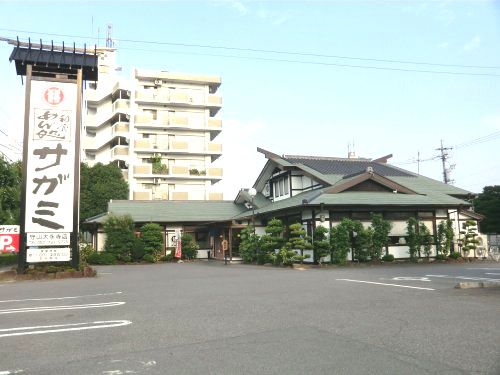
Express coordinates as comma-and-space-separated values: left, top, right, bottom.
85, 147, 483, 261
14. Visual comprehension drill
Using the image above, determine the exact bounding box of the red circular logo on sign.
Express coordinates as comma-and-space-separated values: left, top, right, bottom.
43, 87, 64, 105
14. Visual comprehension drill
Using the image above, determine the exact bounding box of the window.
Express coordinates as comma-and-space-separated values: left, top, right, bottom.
272, 174, 290, 198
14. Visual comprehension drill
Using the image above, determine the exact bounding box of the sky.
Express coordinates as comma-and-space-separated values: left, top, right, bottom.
0, 0, 499, 199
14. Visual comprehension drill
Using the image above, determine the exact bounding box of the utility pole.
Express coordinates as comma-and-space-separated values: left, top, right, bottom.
106, 23, 113, 48
417, 151, 420, 175
436, 140, 454, 184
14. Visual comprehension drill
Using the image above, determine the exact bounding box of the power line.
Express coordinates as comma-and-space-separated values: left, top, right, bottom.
454, 130, 500, 149
1, 27, 500, 72
113, 45, 500, 78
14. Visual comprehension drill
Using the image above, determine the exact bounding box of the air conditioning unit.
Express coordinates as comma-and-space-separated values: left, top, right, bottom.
154, 79, 162, 86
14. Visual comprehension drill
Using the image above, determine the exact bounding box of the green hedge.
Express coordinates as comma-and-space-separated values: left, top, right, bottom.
86, 252, 117, 265
0, 253, 18, 266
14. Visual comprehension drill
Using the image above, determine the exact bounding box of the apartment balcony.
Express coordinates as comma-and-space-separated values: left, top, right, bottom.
135, 90, 221, 114
86, 79, 130, 103
207, 167, 223, 177
133, 140, 221, 160
133, 190, 152, 200
110, 145, 129, 160
133, 164, 153, 175
132, 164, 221, 183
207, 118, 222, 140
85, 107, 129, 130
171, 192, 189, 201
134, 114, 190, 129
207, 95, 222, 116
112, 99, 130, 112
209, 192, 223, 201
84, 122, 129, 151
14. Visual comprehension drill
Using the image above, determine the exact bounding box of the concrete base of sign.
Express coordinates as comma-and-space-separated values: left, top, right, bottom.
0, 266, 97, 282
455, 281, 500, 289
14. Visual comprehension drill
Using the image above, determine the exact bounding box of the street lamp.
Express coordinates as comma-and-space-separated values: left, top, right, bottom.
248, 188, 257, 235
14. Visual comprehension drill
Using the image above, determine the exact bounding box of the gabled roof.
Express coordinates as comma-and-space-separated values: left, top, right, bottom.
284, 155, 413, 177
247, 148, 474, 215
325, 171, 418, 195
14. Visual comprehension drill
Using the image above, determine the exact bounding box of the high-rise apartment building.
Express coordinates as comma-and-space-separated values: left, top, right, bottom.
83, 48, 223, 201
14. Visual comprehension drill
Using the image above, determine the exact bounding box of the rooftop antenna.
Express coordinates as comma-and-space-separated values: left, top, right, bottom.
348, 140, 356, 159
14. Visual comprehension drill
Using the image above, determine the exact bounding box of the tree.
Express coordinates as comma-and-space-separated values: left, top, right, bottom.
436, 219, 454, 257
259, 218, 285, 264
103, 214, 135, 261
0, 158, 21, 225
330, 219, 352, 264
140, 223, 164, 260
419, 223, 433, 259
313, 226, 331, 264
406, 217, 420, 261
474, 185, 500, 234
460, 220, 480, 257
80, 162, 129, 224
286, 223, 312, 255
370, 213, 392, 260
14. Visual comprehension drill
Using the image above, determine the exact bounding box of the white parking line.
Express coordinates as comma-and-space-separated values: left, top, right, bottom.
0, 320, 131, 338
485, 273, 500, 276
0, 302, 125, 315
0, 292, 123, 304
336, 279, 435, 291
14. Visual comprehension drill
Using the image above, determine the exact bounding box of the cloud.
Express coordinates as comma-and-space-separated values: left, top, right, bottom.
231, 1, 248, 15
438, 41, 449, 49
463, 35, 481, 51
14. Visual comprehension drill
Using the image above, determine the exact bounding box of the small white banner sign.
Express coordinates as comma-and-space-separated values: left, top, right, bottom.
0, 225, 20, 234
27, 232, 70, 246
27, 247, 71, 262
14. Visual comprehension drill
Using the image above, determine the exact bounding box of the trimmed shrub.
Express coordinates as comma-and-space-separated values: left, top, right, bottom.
86, 252, 117, 265
140, 223, 163, 259
239, 226, 260, 263
330, 219, 352, 264
449, 251, 462, 260
381, 254, 395, 262
371, 213, 392, 260
259, 218, 285, 264
103, 214, 136, 261
143, 254, 156, 263
435, 254, 448, 261
131, 237, 146, 261
160, 253, 173, 262
0, 253, 17, 266
181, 233, 199, 260
79, 243, 95, 265
313, 226, 330, 264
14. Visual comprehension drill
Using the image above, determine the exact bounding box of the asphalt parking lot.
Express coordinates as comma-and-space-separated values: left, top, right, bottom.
0, 261, 499, 374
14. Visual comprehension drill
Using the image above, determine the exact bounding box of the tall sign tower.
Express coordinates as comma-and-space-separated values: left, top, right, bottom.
7, 38, 98, 272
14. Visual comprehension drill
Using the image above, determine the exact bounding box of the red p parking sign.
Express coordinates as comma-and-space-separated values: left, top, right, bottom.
0, 225, 20, 253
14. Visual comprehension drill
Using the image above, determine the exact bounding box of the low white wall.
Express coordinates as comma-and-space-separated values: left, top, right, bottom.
196, 249, 210, 259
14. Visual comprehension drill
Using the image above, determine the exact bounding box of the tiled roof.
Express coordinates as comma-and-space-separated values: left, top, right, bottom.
85, 200, 247, 224
285, 156, 414, 177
